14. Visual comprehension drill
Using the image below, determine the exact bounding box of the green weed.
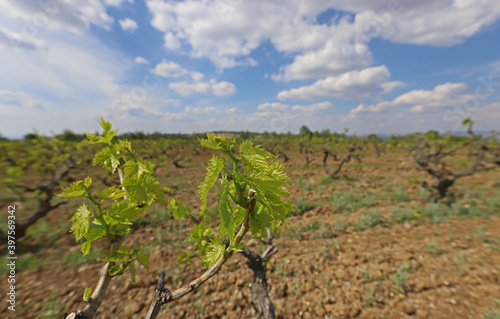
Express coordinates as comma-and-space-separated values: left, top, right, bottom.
354, 210, 381, 232
391, 263, 412, 294
293, 197, 315, 215
38, 293, 66, 319
364, 286, 377, 307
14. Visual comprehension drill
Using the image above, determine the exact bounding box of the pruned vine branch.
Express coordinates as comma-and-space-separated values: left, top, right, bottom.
145, 189, 257, 319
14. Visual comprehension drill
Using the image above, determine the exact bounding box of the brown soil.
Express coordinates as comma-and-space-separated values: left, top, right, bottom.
1, 149, 500, 318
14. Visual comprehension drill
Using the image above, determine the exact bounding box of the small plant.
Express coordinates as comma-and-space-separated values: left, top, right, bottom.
394, 187, 407, 202
391, 263, 412, 294
293, 197, 315, 215
390, 208, 419, 223
364, 286, 377, 307
453, 252, 467, 269
426, 242, 448, 255
363, 267, 371, 283
321, 245, 329, 258
331, 238, 342, 252
38, 294, 66, 319
483, 297, 500, 319
334, 214, 349, 232
354, 210, 381, 232
294, 279, 301, 296
332, 191, 356, 212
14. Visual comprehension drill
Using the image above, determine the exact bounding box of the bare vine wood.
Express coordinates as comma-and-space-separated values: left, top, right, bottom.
0, 158, 76, 243
241, 228, 278, 319
412, 132, 500, 200
145, 189, 257, 319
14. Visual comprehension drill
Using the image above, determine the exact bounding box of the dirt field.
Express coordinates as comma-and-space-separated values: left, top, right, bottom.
1, 148, 500, 318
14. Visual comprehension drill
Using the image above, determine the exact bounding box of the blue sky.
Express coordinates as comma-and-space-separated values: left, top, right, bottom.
1, 0, 499, 138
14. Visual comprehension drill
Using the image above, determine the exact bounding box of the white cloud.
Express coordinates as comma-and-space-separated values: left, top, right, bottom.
211, 80, 236, 97
164, 32, 181, 50
104, 0, 133, 6
152, 60, 235, 97
164, 98, 181, 107
152, 60, 189, 78
378, 0, 500, 47
134, 56, 149, 64
152, 60, 204, 83
170, 82, 211, 96
0, 0, 115, 35
347, 82, 475, 119
0, 27, 47, 51
0, 90, 54, 113
190, 71, 204, 82
225, 107, 241, 114
184, 106, 220, 114
169, 79, 236, 98
145, 0, 369, 74
291, 101, 334, 113
119, 18, 138, 32
277, 66, 404, 100
145, 0, 500, 81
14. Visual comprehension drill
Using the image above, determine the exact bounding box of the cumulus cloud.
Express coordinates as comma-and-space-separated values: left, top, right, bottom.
151, 60, 235, 97
152, 60, 204, 82
152, 60, 190, 78
0, 0, 115, 34
164, 98, 181, 107
184, 106, 221, 114
347, 82, 475, 119
277, 66, 404, 100
170, 79, 236, 97
145, 0, 500, 81
104, 0, 133, 6
134, 56, 149, 64
119, 18, 138, 32
0, 27, 47, 51
164, 32, 181, 50
225, 107, 241, 114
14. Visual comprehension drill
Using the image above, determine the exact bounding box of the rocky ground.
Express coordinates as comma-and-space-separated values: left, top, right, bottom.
1, 149, 500, 318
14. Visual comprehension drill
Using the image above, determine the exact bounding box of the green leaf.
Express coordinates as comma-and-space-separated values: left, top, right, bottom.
101, 246, 133, 263
81, 240, 92, 256
233, 205, 246, 227
83, 287, 92, 302
229, 241, 244, 253
70, 205, 92, 242
129, 262, 137, 285
239, 140, 274, 158
123, 158, 154, 179
57, 177, 92, 198
203, 237, 225, 268
85, 129, 117, 145
189, 222, 214, 256
198, 155, 225, 209
249, 205, 271, 237
108, 200, 142, 224
218, 178, 236, 238
136, 251, 150, 271
93, 146, 121, 173
95, 186, 127, 200
199, 132, 227, 150
79, 227, 106, 256
122, 174, 164, 205
178, 251, 194, 264
108, 265, 123, 276
99, 117, 113, 132
118, 139, 133, 153
168, 197, 191, 220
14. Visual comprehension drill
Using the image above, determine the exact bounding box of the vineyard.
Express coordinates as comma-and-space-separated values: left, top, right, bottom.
1, 121, 500, 319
